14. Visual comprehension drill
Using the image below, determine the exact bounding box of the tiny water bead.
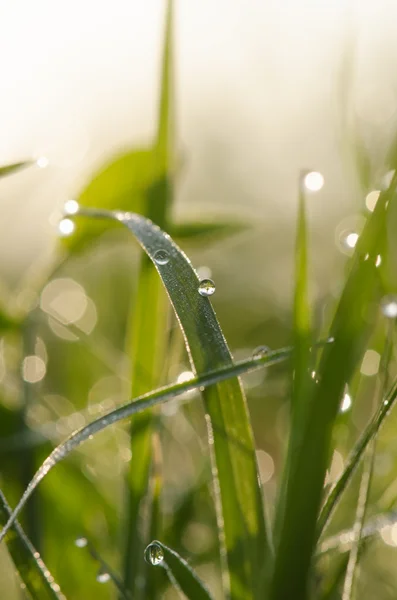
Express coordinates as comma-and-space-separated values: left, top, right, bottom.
58, 218, 75, 237
74, 537, 88, 548
144, 542, 164, 566
345, 232, 359, 249
198, 279, 216, 297
96, 571, 110, 584
303, 171, 324, 192
252, 345, 270, 360
36, 156, 49, 169
153, 249, 170, 265
63, 199, 79, 215
340, 392, 352, 413
381, 295, 397, 319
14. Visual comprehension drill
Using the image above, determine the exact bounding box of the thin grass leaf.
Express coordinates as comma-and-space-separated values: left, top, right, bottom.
101, 210, 268, 599
273, 177, 312, 554
318, 376, 397, 538
341, 329, 392, 600
0, 342, 292, 545
123, 3, 174, 595
0, 161, 32, 178
0, 488, 64, 600
145, 540, 214, 600
270, 173, 397, 600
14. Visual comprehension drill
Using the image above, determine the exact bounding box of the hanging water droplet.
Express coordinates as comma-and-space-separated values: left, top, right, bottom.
344, 232, 359, 249
96, 570, 110, 584
36, 156, 49, 169
198, 279, 215, 297
381, 295, 397, 319
74, 537, 88, 548
144, 542, 164, 566
153, 250, 170, 265
252, 345, 270, 360
58, 218, 75, 237
303, 171, 324, 192
340, 392, 352, 413
63, 199, 79, 215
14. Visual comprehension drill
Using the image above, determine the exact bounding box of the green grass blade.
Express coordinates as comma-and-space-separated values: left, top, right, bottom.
171, 221, 247, 244
0, 332, 292, 567
0, 161, 32, 178
272, 178, 312, 553
0, 488, 64, 600
145, 540, 214, 600
318, 374, 397, 537
112, 211, 268, 599
270, 173, 397, 600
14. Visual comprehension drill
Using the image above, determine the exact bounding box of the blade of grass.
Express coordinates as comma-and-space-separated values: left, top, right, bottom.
270, 173, 397, 600
144, 540, 214, 600
122, 3, 174, 596
0, 161, 32, 178
0, 338, 294, 562
96, 210, 268, 599
0, 488, 64, 600
341, 328, 392, 600
272, 176, 313, 554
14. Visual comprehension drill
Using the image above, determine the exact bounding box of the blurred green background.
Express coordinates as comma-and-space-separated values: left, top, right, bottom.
2, 1, 397, 598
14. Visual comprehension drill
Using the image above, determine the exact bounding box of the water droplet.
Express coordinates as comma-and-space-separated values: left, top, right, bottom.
303, 171, 324, 192
144, 542, 164, 566
63, 199, 79, 215
96, 571, 110, 584
365, 190, 380, 212
345, 232, 359, 249
153, 250, 170, 265
75, 537, 87, 548
198, 279, 215, 297
340, 393, 352, 413
58, 218, 75, 237
252, 345, 270, 360
376, 255, 382, 267
36, 156, 49, 168
381, 295, 397, 319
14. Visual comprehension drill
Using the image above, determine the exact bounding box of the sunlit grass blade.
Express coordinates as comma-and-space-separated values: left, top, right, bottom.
112, 212, 269, 599
318, 374, 397, 537
0, 161, 32, 178
0, 488, 64, 600
0, 341, 292, 545
144, 540, 214, 600
340, 330, 391, 600
272, 177, 312, 555
123, 2, 174, 596
270, 173, 397, 600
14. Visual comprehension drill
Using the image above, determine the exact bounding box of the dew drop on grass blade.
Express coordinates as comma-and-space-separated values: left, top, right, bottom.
144, 540, 214, 600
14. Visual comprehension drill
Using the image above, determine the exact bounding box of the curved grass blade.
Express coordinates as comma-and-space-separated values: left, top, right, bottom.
318, 374, 397, 537
0, 488, 64, 600
145, 540, 214, 600
0, 161, 32, 178
0, 345, 292, 545
270, 173, 397, 600
102, 210, 268, 599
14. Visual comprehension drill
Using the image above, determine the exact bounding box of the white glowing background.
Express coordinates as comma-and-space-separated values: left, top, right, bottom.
1, 0, 397, 298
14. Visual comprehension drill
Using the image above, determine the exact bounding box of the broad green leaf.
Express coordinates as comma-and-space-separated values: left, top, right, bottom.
0, 488, 64, 599
0, 336, 292, 549
144, 540, 214, 599
0, 161, 32, 178
122, 2, 173, 596
269, 173, 397, 600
